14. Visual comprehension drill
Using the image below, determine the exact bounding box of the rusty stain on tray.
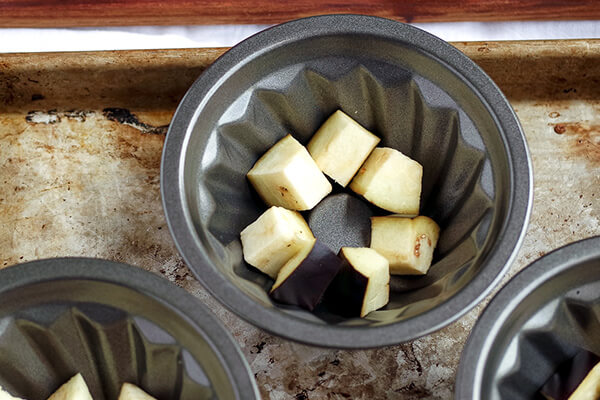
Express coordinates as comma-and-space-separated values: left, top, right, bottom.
0, 42, 599, 399
552, 122, 600, 166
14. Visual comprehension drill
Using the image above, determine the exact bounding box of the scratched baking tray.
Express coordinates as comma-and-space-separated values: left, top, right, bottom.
0, 41, 599, 399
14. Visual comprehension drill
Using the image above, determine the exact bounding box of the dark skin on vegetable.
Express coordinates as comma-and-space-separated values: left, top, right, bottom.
539, 349, 600, 400
323, 251, 369, 318
269, 241, 342, 311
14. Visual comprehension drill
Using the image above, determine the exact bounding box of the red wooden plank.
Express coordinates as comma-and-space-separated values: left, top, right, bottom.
0, 0, 599, 28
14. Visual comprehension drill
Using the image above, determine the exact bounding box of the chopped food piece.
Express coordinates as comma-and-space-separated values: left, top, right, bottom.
325, 247, 389, 317
370, 215, 439, 275
307, 110, 380, 187
0, 387, 24, 400
349, 147, 422, 215
569, 361, 600, 400
540, 350, 600, 400
118, 383, 157, 400
241, 206, 315, 278
247, 134, 332, 210
270, 240, 342, 311
47, 374, 92, 400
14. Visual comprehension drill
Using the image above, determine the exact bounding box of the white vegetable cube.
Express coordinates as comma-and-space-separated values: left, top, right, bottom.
118, 383, 157, 400
339, 247, 390, 317
350, 147, 422, 215
247, 134, 332, 210
240, 206, 315, 278
47, 374, 93, 400
370, 215, 440, 275
0, 387, 24, 400
569, 361, 600, 400
307, 110, 380, 186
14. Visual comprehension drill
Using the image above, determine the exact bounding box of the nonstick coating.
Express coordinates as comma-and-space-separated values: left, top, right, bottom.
0, 258, 259, 400
161, 14, 532, 348
455, 236, 600, 400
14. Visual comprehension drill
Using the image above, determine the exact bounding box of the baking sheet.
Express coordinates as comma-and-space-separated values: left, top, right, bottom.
0, 40, 599, 399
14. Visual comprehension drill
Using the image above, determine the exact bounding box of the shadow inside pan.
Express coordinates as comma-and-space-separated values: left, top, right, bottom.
479, 259, 600, 399
182, 32, 512, 326
0, 279, 233, 400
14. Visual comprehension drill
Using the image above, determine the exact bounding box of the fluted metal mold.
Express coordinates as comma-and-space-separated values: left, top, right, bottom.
162, 15, 531, 347
199, 59, 492, 323
0, 259, 258, 400
456, 237, 600, 400
0, 311, 212, 400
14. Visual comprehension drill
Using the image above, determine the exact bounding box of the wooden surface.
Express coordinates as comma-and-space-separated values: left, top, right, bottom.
1, 0, 600, 27
1, 41, 599, 399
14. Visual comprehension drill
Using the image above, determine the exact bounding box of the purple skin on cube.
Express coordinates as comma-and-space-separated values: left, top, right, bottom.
539, 350, 600, 400
269, 241, 343, 311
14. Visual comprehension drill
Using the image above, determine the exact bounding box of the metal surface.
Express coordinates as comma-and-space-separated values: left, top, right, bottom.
455, 236, 600, 399
0, 258, 259, 400
161, 15, 532, 348
0, 40, 598, 398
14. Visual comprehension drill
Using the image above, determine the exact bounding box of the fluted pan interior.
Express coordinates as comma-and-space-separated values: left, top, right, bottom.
184, 37, 503, 325
0, 260, 256, 400
478, 255, 600, 399
163, 15, 531, 345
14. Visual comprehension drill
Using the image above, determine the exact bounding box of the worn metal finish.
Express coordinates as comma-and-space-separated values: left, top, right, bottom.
161, 15, 532, 348
0, 38, 598, 398
455, 236, 600, 400
0, 258, 259, 400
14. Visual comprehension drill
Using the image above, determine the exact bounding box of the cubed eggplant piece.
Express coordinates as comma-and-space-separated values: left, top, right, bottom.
47, 374, 93, 400
540, 350, 600, 400
370, 215, 440, 275
240, 206, 315, 278
118, 383, 157, 400
350, 147, 422, 215
307, 110, 380, 187
270, 240, 342, 311
569, 361, 600, 400
326, 247, 390, 318
0, 387, 24, 400
247, 134, 332, 210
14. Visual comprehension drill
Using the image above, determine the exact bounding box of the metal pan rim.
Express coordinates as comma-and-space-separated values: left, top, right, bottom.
161, 14, 532, 348
455, 236, 600, 399
0, 257, 260, 400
